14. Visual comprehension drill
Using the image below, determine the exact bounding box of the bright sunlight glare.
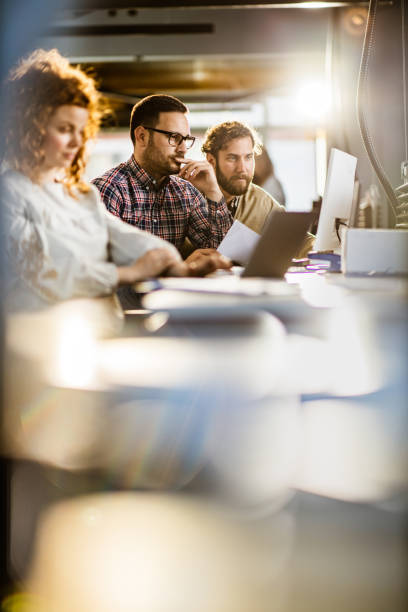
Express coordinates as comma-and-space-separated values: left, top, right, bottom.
294, 80, 332, 122
54, 314, 97, 388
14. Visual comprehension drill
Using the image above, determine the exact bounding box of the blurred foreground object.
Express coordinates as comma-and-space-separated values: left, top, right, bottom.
20, 493, 277, 612
3, 298, 124, 468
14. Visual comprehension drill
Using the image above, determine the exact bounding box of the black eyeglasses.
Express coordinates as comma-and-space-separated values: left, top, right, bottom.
143, 126, 196, 149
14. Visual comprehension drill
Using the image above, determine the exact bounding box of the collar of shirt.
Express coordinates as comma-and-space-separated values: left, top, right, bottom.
227, 197, 238, 217
128, 155, 170, 192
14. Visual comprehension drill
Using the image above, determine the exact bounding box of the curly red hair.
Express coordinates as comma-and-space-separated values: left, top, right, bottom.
3, 48, 106, 193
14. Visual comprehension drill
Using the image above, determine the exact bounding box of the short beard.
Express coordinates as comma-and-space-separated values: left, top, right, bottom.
142, 138, 179, 179
215, 166, 252, 196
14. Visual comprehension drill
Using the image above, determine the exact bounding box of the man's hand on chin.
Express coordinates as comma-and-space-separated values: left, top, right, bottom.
176, 158, 223, 202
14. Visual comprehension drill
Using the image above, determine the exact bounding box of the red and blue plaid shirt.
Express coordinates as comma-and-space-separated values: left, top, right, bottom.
92, 156, 233, 251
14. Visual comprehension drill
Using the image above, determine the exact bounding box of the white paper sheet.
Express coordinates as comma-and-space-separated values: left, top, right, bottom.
217, 220, 260, 265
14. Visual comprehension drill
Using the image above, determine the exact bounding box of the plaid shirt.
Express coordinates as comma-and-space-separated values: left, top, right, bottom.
92, 156, 233, 251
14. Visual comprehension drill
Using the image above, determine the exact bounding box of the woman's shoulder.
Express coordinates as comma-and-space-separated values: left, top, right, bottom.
77, 183, 107, 214
0, 169, 37, 213
73, 182, 100, 203
70, 183, 110, 226
0, 168, 32, 192
60, 182, 102, 212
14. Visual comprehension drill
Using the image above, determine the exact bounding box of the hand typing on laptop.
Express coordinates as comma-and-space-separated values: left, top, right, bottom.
185, 248, 232, 271
167, 249, 232, 277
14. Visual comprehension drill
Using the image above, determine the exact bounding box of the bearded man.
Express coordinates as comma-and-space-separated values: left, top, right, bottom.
202, 120, 314, 256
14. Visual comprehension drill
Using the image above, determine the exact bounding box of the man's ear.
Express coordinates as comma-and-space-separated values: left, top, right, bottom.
134, 125, 148, 148
206, 153, 216, 170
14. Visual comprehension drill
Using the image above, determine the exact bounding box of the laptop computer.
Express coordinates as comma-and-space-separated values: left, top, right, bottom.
132, 211, 315, 316
133, 209, 314, 300
241, 210, 315, 279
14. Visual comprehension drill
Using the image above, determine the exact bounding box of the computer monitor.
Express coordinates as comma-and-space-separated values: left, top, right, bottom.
314, 148, 358, 252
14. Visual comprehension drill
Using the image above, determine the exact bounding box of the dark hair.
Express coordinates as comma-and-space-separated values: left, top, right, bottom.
201, 121, 262, 157
129, 94, 188, 144
3, 48, 107, 193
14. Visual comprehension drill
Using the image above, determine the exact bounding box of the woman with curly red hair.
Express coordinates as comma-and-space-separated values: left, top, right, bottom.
1, 49, 220, 311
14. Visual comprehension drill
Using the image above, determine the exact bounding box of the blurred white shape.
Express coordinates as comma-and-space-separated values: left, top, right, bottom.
281, 334, 333, 395
287, 281, 382, 396
325, 297, 383, 396
97, 337, 203, 391
6, 297, 123, 365
297, 400, 408, 502
25, 493, 280, 612
299, 1, 343, 7
16, 389, 105, 470
299, 274, 347, 308
52, 312, 97, 388
211, 395, 301, 512
4, 298, 123, 467
97, 312, 288, 399
294, 79, 332, 122
101, 397, 216, 490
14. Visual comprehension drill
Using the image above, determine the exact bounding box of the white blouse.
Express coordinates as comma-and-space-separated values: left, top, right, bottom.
0, 170, 180, 311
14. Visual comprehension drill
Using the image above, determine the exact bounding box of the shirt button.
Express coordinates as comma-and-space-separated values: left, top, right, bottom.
146, 186, 149, 191
153, 219, 158, 223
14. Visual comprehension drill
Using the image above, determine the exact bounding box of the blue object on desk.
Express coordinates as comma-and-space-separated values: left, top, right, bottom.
308, 252, 341, 272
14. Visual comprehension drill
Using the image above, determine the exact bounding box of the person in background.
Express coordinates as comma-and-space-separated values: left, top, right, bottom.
0, 49, 225, 312
253, 146, 286, 207
92, 94, 233, 264
201, 121, 314, 257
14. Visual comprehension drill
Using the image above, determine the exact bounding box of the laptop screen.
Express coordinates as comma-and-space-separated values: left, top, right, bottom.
243, 211, 315, 278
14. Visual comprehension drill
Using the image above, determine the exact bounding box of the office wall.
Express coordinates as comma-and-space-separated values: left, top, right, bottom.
328, 2, 405, 225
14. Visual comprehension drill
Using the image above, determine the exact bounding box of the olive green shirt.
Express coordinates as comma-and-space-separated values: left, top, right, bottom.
232, 183, 315, 258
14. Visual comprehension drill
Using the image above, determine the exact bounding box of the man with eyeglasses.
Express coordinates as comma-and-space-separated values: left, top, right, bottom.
92, 94, 233, 266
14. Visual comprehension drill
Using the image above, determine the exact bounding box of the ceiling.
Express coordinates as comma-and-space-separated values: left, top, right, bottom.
36, 1, 370, 125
